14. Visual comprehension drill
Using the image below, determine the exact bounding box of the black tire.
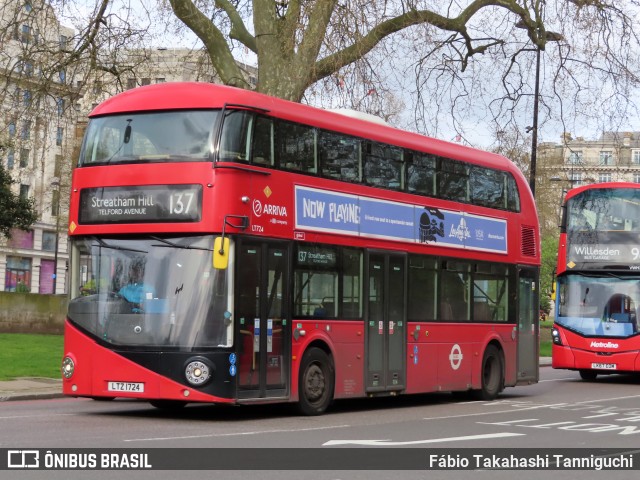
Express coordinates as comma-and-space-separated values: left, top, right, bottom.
297, 347, 334, 416
149, 400, 188, 410
472, 344, 504, 400
579, 369, 598, 381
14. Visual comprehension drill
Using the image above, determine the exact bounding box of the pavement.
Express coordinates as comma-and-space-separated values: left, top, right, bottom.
0, 357, 553, 402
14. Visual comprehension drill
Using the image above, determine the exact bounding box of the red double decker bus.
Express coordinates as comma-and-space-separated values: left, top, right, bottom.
61, 82, 540, 414
553, 182, 640, 379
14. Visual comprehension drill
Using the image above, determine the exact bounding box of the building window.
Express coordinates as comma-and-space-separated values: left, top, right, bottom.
141, 78, 151, 86
8, 122, 16, 137
21, 121, 31, 140
633, 150, 640, 165
20, 184, 29, 199
7, 149, 14, 169
568, 151, 583, 164
599, 151, 613, 165
155, 78, 165, 83
24, 2, 32, 12
5, 256, 32, 292
7, 229, 34, 249
54, 155, 62, 177
59, 35, 68, 49
23, 90, 31, 107
599, 173, 612, 183
23, 61, 33, 77
570, 172, 582, 186
42, 231, 56, 252
21, 24, 31, 43
56, 127, 63, 146
58, 70, 66, 83
19, 149, 29, 168
126, 78, 136, 89
634, 173, 640, 183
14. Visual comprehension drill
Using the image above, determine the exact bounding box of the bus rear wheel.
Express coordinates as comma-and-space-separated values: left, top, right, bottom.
298, 347, 334, 416
579, 370, 598, 381
472, 344, 504, 400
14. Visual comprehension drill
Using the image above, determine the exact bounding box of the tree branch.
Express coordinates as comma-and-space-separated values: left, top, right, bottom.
215, 0, 256, 52
168, 0, 248, 88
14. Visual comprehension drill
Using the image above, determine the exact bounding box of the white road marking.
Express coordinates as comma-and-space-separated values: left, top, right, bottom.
539, 377, 578, 382
125, 424, 352, 442
323, 432, 525, 446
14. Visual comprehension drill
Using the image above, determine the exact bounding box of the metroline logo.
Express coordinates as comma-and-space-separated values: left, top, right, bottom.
590, 341, 619, 349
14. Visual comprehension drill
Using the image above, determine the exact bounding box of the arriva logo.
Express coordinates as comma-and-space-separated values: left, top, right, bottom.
252, 199, 287, 218
590, 341, 619, 349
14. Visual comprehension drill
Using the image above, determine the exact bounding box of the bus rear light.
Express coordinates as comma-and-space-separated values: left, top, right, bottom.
185, 358, 212, 386
551, 327, 562, 346
61, 356, 75, 379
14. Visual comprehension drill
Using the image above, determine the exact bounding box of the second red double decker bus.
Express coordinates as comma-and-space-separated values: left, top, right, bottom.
553, 182, 640, 379
61, 82, 540, 414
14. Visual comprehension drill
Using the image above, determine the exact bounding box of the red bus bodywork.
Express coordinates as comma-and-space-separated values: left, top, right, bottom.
63, 83, 540, 411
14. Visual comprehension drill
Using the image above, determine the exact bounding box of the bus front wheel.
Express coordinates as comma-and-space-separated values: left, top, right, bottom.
472, 344, 504, 400
579, 370, 598, 381
149, 400, 188, 410
298, 347, 334, 416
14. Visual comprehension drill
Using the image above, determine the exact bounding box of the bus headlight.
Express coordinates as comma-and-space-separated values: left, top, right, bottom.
185, 358, 212, 386
61, 356, 75, 379
551, 327, 562, 346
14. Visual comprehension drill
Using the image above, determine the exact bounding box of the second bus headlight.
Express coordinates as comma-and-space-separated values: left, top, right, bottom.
185, 358, 212, 386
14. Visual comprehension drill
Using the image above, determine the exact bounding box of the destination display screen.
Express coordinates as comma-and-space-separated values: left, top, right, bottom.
79, 185, 203, 224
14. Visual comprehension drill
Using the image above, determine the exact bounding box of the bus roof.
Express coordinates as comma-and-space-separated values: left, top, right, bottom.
90, 82, 531, 202
563, 182, 640, 203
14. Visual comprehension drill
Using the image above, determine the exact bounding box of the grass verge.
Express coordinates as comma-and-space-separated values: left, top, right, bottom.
0, 333, 63, 380
540, 318, 553, 357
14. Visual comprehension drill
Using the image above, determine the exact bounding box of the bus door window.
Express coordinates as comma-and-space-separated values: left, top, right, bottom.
236, 243, 289, 394
235, 245, 261, 390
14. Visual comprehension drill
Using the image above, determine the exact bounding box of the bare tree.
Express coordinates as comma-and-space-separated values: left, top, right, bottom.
161, 1, 584, 101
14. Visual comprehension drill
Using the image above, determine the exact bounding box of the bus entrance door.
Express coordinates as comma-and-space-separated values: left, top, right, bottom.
365, 252, 407, 393
236, 240, 290, 400
516, 267, 539, 383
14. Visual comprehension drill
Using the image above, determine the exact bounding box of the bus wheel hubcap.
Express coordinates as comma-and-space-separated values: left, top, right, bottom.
305, 364, 325, 401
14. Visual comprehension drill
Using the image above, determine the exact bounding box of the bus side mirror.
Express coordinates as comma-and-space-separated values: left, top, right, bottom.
213, 237, 230, 270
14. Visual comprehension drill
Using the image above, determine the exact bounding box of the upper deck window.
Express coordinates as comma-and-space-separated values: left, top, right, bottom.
566, 188, 640, 234
79, 111, 218, 166
212, 109, 521, 212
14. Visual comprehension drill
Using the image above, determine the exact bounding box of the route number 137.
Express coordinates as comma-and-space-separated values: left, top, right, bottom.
169, 192, 195, 215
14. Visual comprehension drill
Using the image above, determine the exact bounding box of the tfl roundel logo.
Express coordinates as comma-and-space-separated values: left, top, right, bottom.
253, 199, 263, 217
